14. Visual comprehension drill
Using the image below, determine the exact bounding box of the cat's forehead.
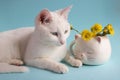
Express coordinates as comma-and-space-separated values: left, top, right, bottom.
47, 12, 69, 31
51, 12, 65, 22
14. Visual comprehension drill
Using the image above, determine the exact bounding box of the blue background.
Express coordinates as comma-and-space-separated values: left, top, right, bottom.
0, 0, 120, 80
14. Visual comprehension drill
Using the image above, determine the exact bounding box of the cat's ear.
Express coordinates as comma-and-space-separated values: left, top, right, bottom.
36, 9, 52, 24
75, 34, 79, 40
56, 6, 72, 19
95, 36, 101, 43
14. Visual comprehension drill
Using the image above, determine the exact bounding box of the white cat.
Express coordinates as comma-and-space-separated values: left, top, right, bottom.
0, 6, 82, 73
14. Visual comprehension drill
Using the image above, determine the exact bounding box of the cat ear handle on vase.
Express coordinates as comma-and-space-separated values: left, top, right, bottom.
69, 24, 114, 65
69, 34, 81, 58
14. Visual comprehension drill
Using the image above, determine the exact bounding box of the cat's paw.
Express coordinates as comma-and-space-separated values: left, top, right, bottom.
19, 66, 29, 72
10, 59, 24, 66
55, 64, 69, 74
71, 59, 82, 67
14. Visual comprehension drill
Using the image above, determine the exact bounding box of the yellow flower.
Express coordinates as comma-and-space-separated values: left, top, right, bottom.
81, 30, 93, 41
106, 24, 114, 35
91, 24, 102, 33
92, 32, 96, 37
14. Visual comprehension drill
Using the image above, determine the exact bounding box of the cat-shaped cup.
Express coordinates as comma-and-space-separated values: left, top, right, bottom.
70, 34, 111, 65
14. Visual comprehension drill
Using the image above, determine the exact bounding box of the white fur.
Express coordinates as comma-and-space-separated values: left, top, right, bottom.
0, 27, 33, 73
70, 34, 111, 65
0, 6, 81, 73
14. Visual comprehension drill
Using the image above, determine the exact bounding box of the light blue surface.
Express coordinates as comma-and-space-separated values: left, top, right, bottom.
0, 0, 120, 80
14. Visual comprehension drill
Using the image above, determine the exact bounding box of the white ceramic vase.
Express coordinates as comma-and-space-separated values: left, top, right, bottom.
70, 34, 111, 65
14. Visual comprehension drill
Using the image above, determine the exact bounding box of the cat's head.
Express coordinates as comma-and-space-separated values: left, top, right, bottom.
35, 6, 72, 46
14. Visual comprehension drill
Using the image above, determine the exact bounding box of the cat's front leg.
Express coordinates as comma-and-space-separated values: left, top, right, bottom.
64, 52, 82, 67
9, 59, 24, 66
25, 58, 68, 73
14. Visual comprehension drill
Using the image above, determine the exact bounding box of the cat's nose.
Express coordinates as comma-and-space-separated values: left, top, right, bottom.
60, 40, 65, 45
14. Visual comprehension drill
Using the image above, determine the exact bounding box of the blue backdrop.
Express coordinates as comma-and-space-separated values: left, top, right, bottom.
0, 0, 120, 80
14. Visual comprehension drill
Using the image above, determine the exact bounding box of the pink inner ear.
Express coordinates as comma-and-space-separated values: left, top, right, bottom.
39, 9, 52, 24
96, 37, 101, 43
75, 34, 79, 39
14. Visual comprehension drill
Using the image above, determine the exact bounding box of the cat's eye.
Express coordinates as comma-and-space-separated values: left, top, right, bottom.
51, 32, 58, 36
64, 30, 68, 34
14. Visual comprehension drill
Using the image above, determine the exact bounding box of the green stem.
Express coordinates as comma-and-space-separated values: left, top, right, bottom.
72, 28, 80, 34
